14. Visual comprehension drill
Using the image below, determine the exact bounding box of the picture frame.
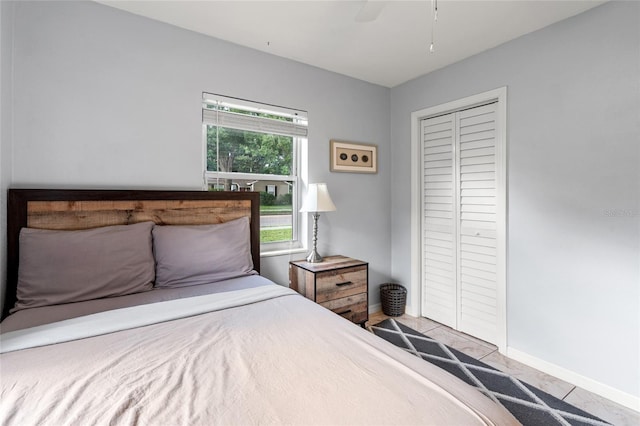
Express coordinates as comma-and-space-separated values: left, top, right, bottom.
330, 140, 378, 174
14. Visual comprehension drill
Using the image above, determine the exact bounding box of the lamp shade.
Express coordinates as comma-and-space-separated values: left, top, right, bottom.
300, 183, 336, 213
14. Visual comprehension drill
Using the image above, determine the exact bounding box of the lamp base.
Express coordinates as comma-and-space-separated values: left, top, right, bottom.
306, 249, 324, 263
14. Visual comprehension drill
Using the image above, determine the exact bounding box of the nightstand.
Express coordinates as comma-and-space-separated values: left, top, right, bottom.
289, 255, 368, 326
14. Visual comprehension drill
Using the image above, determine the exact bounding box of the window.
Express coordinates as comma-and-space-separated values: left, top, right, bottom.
202, 93, 307, 254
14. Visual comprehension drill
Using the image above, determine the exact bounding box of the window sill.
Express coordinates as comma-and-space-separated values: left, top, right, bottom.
260, 247, 308, 258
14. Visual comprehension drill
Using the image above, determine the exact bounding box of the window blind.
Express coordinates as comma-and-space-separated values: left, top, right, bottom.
202, 93, 308, 138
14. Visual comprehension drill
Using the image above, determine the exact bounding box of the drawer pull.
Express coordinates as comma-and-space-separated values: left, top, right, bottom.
335, 281, 353, 287
337, 309, 352, 315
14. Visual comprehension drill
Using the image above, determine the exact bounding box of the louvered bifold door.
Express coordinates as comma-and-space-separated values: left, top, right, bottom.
421, 102, 500, 345
421, 113, 457, 328
456, 102, 499, 344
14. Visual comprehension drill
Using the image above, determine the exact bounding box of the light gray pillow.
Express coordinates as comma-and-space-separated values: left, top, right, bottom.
13, 222, 155, 313
152, 217, 256, 289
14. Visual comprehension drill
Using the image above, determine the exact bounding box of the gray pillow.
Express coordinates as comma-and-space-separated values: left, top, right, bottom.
152, 217, 256, 289
13, 222, 155, 313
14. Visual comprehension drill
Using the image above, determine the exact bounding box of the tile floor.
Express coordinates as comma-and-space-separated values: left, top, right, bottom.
367, 311, 640, 426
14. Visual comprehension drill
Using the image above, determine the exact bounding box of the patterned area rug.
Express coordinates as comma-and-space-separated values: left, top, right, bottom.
370, 319, 611, 426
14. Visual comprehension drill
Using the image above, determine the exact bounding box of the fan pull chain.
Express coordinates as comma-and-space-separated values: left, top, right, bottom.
430, 0, 438, 53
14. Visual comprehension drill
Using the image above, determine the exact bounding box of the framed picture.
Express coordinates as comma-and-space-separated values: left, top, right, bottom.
330, 140, 378, 174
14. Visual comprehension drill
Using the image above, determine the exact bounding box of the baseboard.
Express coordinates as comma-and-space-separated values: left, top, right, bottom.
507, 347, 640, 413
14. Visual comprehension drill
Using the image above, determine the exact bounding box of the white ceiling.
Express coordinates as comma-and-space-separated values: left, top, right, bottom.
97, 0, 606, 88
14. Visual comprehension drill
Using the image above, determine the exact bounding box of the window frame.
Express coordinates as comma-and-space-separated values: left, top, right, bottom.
201, 93, 308, 256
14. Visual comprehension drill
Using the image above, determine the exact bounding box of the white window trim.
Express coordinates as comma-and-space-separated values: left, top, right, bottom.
201, 93, 308, 256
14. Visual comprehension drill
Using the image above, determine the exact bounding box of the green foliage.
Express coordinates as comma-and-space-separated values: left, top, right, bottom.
275, 193, 292, 206
207, 126, 293, 176
260, 227, 293, 243
260, 191, 276, 206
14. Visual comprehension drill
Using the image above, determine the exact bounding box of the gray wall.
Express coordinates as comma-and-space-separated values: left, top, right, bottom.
5, 1, 391, 305
390, 1, 639, 397
0, 1, 14, 313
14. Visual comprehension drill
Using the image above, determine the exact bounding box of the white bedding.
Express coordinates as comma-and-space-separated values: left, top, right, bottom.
0, 274, 271, 333
0, 278, 519, 425
0, 283, 293, 353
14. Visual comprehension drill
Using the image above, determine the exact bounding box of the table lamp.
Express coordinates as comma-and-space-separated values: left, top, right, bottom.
300, 183, 336, 263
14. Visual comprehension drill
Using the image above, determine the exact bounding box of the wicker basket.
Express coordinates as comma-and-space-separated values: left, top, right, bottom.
380, 283, 407, 317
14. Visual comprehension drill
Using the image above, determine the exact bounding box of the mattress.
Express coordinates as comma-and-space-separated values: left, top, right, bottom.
0, 276, 519, 425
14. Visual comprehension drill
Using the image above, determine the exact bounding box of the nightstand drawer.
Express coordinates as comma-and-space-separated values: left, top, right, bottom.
319, 293, 368, 324
289, 255, 368, 326
315, 265, 367, 303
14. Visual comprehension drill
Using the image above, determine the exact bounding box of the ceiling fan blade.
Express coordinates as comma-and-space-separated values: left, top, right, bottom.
355, 1, 387, 23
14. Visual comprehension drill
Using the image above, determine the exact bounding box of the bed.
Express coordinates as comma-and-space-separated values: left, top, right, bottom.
0, 189, 518, 425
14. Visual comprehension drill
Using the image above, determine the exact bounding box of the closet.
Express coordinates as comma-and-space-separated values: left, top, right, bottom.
421, 101, 505, 345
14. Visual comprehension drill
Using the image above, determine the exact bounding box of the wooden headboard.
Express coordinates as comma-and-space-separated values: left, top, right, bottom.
5, 189, 261, 319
